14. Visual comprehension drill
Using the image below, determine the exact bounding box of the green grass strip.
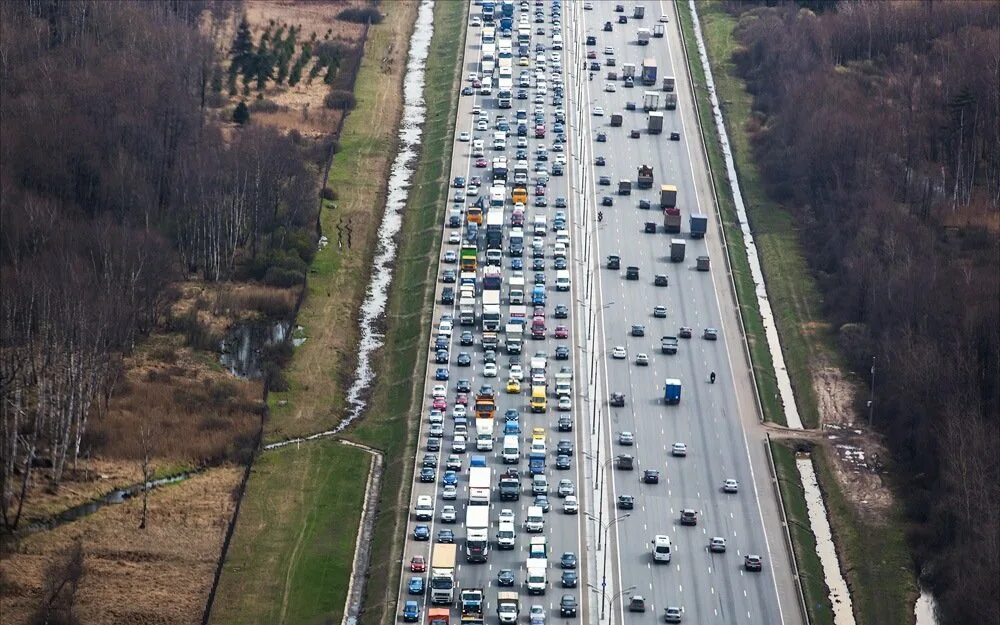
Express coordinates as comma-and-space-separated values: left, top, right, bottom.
210, 440, 369, 625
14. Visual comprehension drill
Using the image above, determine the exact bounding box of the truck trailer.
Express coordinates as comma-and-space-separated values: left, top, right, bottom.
430, 544, 457, 604
641, 58, 657, 85
465, 506, 490, 563
469, 467, 491, 506
648, 112, 664, 134
670, 239, 686, 262
664, 378, 682, 405
637, 165, 654, 189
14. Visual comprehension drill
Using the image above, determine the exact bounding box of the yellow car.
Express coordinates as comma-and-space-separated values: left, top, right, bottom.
519, 57, 530, 66
506, 378, 521, 394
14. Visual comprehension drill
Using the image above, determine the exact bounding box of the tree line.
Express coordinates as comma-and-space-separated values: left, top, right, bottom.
0, 1, 327, 531
728, 2, 999, 622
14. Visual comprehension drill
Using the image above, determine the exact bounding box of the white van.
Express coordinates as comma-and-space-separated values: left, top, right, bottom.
555, 270, 571, 292
533, 215, 547, 236
415, 495, 434, 521
525, 505, 545, 533
553, 242, 567, 259
652, 535, 672, 562
472, 139, 485, 156
532, 474, 548, 495
502, 434, 520, 464
552, 34, 563, 50
497, 521, 517, 549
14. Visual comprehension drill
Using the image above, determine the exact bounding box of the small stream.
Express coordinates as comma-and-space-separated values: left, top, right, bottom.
335, 0, 436, 434
914, 586, 940, 625
22, 471, 199, 534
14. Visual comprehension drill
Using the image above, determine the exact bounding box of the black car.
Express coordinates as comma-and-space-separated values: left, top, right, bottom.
678, 326, 693, 339
554, 304, 569, 319
556, 455, 572, 470
680, 509, 698, 525
532, 258, 546, 271
560, 552, 577, 569
610, 392, 625, 407
437, 529, 455, 543
602, 195, 613, 206
534, 272, 546, 285
419, 467, 436, 482
560, 594, 579, 617
558, 415, 573, 431
595, 156, 606, 166
460, 331, 474, 346
670, 131, 681, 141
643, 469, 660, 484
644, 221, 657, 233
435, 350, 449, 364
599, 175, 611, 186
517, 89, 528, 100
442, 269, 456, 283
422, 453, 437, 468
639, 199, 651, 210
630, 128, 641, 138
557, 440, 574, 456
497, 569, 516, 586
617, 494, 635, 509
427, 437, 440, 452
434, 337, 449, 350
554, 258, 567, 270
654, 274, 669, 286
555, 346, 570, 360
456, 378, 472, 393
596, 131, 606, 142
441, 287, 454, 304
631, 324, 645, 337
457, 352, 472, 366
561, 569, 578, 587
607, 255, 621, 269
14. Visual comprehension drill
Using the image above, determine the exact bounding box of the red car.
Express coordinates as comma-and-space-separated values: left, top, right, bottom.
533, 306, 546, 317
410, 555, 427, 572
472, 79, 482, 88
475, 157, 488, 168
455, 393, 469, 406
554, 325, 569, 339
432, 397, 447, 411
535, 185, 546, 196
587, 51, 597, 59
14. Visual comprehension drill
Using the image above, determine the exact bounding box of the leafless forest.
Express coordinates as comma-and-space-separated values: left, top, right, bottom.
0, 0, 325, 533
730, 1, 999, 621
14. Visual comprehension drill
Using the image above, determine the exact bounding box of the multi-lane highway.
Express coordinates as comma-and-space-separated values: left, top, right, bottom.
395, 1, 801, 624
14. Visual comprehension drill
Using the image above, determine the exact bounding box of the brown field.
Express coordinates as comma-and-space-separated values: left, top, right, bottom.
0, 466, 242, 625
206, 0, 372, 138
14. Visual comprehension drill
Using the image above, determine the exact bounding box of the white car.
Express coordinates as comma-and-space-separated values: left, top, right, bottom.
499, 508, 515, 523
584, 1, 593, 8
428, 411, 444, 424
458, 131, 471, 142
558, 396, 572, 411
441, 505, 457, 522
660, 14, 670, 22
635, 353, 649, 366
529, 605, 546, 624
466, 185, 479, 196
672, 442, 688, 457
442, 484, 458, 500
723, 479, 739, 493
611, 346, 627, 359
604, 83, 616, 92
432, 384, 447, 398
604, 46, 615, 55
448, 232, 461, 244
563, 495, 579, 514
471, 16, 482, 26
452, 435, 467, 452
592, 106, 604, 116
468, 73, 479, 82
509, 364, 524, 380
476, 120, 488, 131
483, 362, 498, 377
452, 405, 467, 418
443, 250, 457, 263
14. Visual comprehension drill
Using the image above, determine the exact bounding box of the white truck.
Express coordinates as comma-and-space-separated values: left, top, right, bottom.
469, 466, 491, 506
501, 434, 520, 464
637, 28, 651, 45
525, 558, 547, 594
496, 591, 520, 623
430, 543, 457, 604
482, 289, 501, 331
508, 272, 525, 304
529, 536, 548, 561
466, 505, 490, 563
476, 418, 494, 451
555, 367, 573, 398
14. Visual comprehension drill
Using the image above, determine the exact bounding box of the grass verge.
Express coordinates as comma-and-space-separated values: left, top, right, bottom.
812, 446, 916, 625
770, 441, 836, 625
345, 2, 467, 622
676, 1, 785, 426
209, 441, 368, 625
266, 1, 420, 442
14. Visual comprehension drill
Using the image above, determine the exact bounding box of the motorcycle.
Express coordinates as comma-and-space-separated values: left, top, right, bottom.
710, 371, 716, 384
597, 211, 604, 222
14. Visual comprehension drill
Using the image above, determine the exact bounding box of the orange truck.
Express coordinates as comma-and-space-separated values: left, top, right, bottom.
427, 607, 450, 625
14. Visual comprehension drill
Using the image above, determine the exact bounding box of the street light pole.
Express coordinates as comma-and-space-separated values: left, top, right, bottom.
606, 585, 638, 625
584, 512, 630, 620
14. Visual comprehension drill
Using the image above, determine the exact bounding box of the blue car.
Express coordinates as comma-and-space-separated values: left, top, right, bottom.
435, 368, 450, 380
443, 471, 459, 486
408, 575, 425, 594
504, 408, 520, 421
511, 258, 524, 270
413, 524, 431, 541
504, 421, 521, 435
402, 600, 420, 622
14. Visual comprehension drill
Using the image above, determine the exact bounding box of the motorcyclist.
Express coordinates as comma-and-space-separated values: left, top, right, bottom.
710, 371, 716, 383
589, 72, 594, 80
597, 211, 604, 222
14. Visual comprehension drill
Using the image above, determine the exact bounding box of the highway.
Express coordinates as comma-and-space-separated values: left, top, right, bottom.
395, 1, 588, 623
566, 0, 789, 623
394, 1, 801, 624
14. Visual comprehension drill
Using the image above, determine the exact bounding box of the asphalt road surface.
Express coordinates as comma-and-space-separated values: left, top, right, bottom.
394, 2, 800, 624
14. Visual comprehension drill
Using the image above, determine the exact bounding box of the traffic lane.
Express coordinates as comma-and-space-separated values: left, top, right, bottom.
395, 12, 488, 618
